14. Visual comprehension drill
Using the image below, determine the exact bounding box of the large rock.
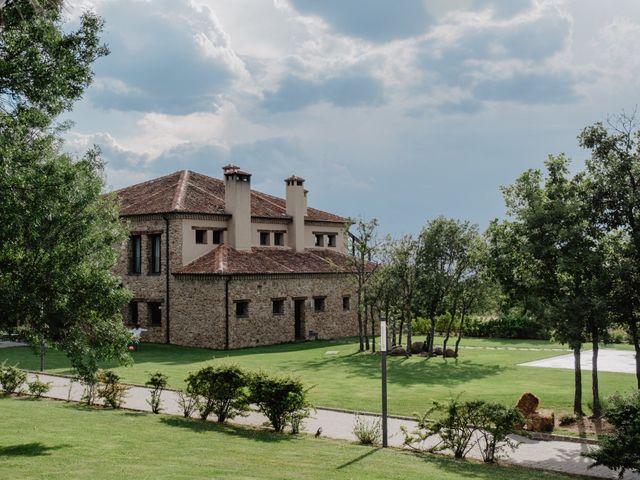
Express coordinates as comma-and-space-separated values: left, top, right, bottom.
526, 409, 555, 432
444, 348, 457, 358
516, 392, 540, 416
389, 345, 408, 356
411, 342, 425, 354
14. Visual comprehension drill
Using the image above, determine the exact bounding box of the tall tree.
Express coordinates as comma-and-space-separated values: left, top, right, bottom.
490, 155, 608, 415
415, 217, 478, 355
0, 0, 132, 378
580, 112, 640, 389
347, 217, 379, 352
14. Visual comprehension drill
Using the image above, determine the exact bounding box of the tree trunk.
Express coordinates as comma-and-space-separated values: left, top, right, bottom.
357, 286, 364, 352
370, 307, 376, 353
398, 317, 404, 347
364, 304, 370, 350
442, 301, 458, 359
573, 347, 584, 416
454, 308, 468, 357
591, 330, 601, 418
427, 315, 436, 354
630, 320, 640, 389
406, 308, 413, 355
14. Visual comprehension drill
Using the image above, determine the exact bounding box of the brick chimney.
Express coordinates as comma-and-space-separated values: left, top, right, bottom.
286, 175, 306, 252
224, 165, 252, 251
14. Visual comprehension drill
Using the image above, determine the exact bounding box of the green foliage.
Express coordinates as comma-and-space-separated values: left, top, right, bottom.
186, 365, 250, 423
464, 313, 550, 340
27, 376, 51, 398
176, 389, 197, 418
352, 414, 382, 445
0, 362, 26, 393
558, 414, 576, 426
585, 391, 640, 478
249, 372, 311, 433
403, 398, 521, 462
97, 370, 129, 409
145, 371, 168, 414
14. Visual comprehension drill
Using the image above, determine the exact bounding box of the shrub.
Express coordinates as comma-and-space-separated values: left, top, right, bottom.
186, 365, 250, 422
412, 317, 431, 335
81, 372, 99, 406
559, 414, 577, 426
145, 371, 168, 414
97, 370, 129, 408
353, 414, 381, 445
474, 402, 522, 463
250, 372, 311, 433
585, 391, 640, 479
27, 376, 51, 398
176, 389, 197, 418
464, 312, 549, 340
0, 362, 26, 394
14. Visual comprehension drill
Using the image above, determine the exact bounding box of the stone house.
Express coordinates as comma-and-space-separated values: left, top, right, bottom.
113, 165, 358, 349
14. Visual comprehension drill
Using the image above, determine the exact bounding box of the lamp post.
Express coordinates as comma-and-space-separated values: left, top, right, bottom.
380, 317, 388, 447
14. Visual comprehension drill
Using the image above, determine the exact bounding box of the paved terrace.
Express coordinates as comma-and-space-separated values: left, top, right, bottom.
21, 371, 639, 480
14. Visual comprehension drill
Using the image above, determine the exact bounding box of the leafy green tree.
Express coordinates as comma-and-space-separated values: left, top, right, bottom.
0, 0, 132, 379
580, 113, 640, 388
415, 217, 479, 355
347, 217, 379, 352
490, 155, 609, 415
186, 365, 251, 423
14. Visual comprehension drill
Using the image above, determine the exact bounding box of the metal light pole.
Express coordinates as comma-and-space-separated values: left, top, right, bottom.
380, 317, 388, 447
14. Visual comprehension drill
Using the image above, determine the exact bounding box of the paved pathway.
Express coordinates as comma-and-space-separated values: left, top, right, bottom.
22, 372, 638, 479
521, 349, 638, 374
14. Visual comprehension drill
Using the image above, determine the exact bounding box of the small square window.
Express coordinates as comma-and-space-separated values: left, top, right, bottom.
212, 230, 222, 244
328, 234, 337, 247
195, 229, 207, 244
274, 232, 284, 246
149, 302, 162, 326
315, 234, 324, 247
314, 297, 325, 312
272, 299, 285, 315
342, 296, 350, 311
235, 300, 249, 317
260, 231, 270, 246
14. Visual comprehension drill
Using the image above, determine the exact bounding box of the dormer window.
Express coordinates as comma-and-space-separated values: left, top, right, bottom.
195, 229, 207, 244
260, 231, 270, 246
314, 234, 324, 247
274, 232, 284, 246
328, 234, 337, 248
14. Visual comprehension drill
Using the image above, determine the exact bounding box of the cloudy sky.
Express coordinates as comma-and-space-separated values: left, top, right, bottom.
64, 0, 640, 236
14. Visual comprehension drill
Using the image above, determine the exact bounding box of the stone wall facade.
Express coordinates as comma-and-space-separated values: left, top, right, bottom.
116, 214, 358, 349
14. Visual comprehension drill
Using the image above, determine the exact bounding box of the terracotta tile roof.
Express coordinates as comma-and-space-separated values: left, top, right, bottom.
113, 170, 347, 223
175, 245, 357, 275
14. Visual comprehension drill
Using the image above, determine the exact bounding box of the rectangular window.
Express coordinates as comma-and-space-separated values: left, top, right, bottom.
129, 301, 139, 325
272, 299, 285, 315
314, 297, 326, 312
195, 229, 207, 244
274, 232, 284, 246
342, 296, 350, 311
212, 230, 222, 244
149, 302, 162, 326
260, 231, 270, 246
314, 234, 324, 247
130, 235, 142, 274
235, 300, 249, 318
328, 234, 337, 247
149, 234, 161, 274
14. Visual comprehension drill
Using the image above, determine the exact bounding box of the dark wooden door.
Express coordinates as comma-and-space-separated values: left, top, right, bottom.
294, 299, 305, 340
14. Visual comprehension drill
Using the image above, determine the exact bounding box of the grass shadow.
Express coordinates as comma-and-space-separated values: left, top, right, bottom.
0, 442, 69, 457
159, 416, 293, 443
336, 447, 381, 469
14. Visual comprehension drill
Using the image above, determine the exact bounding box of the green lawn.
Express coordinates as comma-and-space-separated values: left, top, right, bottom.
0, 396, 574, 480
2, 336, 636, 417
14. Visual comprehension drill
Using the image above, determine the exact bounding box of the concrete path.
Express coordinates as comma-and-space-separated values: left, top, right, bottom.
520, 349, 638, 374
22, 372, 638, 480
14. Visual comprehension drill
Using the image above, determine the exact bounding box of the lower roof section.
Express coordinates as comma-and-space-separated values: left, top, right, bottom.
174, 245, 356, 275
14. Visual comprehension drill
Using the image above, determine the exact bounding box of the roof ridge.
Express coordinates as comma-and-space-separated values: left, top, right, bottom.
112, 170, 183, 194
171, 170, 190, 211
251, 190, 287, 215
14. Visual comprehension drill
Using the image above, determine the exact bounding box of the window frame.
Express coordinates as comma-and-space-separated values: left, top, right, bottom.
313, 296, 326, 312
130, 235, 142, 274
148, 301, 162, 326
235, 300, 250, 318
342, 296, 350, 311
149, 234, 161, 274
273, 231, 285, 246
259, 231, 271, 246
272, 298, 285, 315
195, 229, 208, 244
327, 234, 337, 248
212, 230, 222, 244
129, 301, 139, 325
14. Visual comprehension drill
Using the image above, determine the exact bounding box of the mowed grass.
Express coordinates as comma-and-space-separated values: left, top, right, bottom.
0, 396, 574, 480
2, 336, 636, 417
